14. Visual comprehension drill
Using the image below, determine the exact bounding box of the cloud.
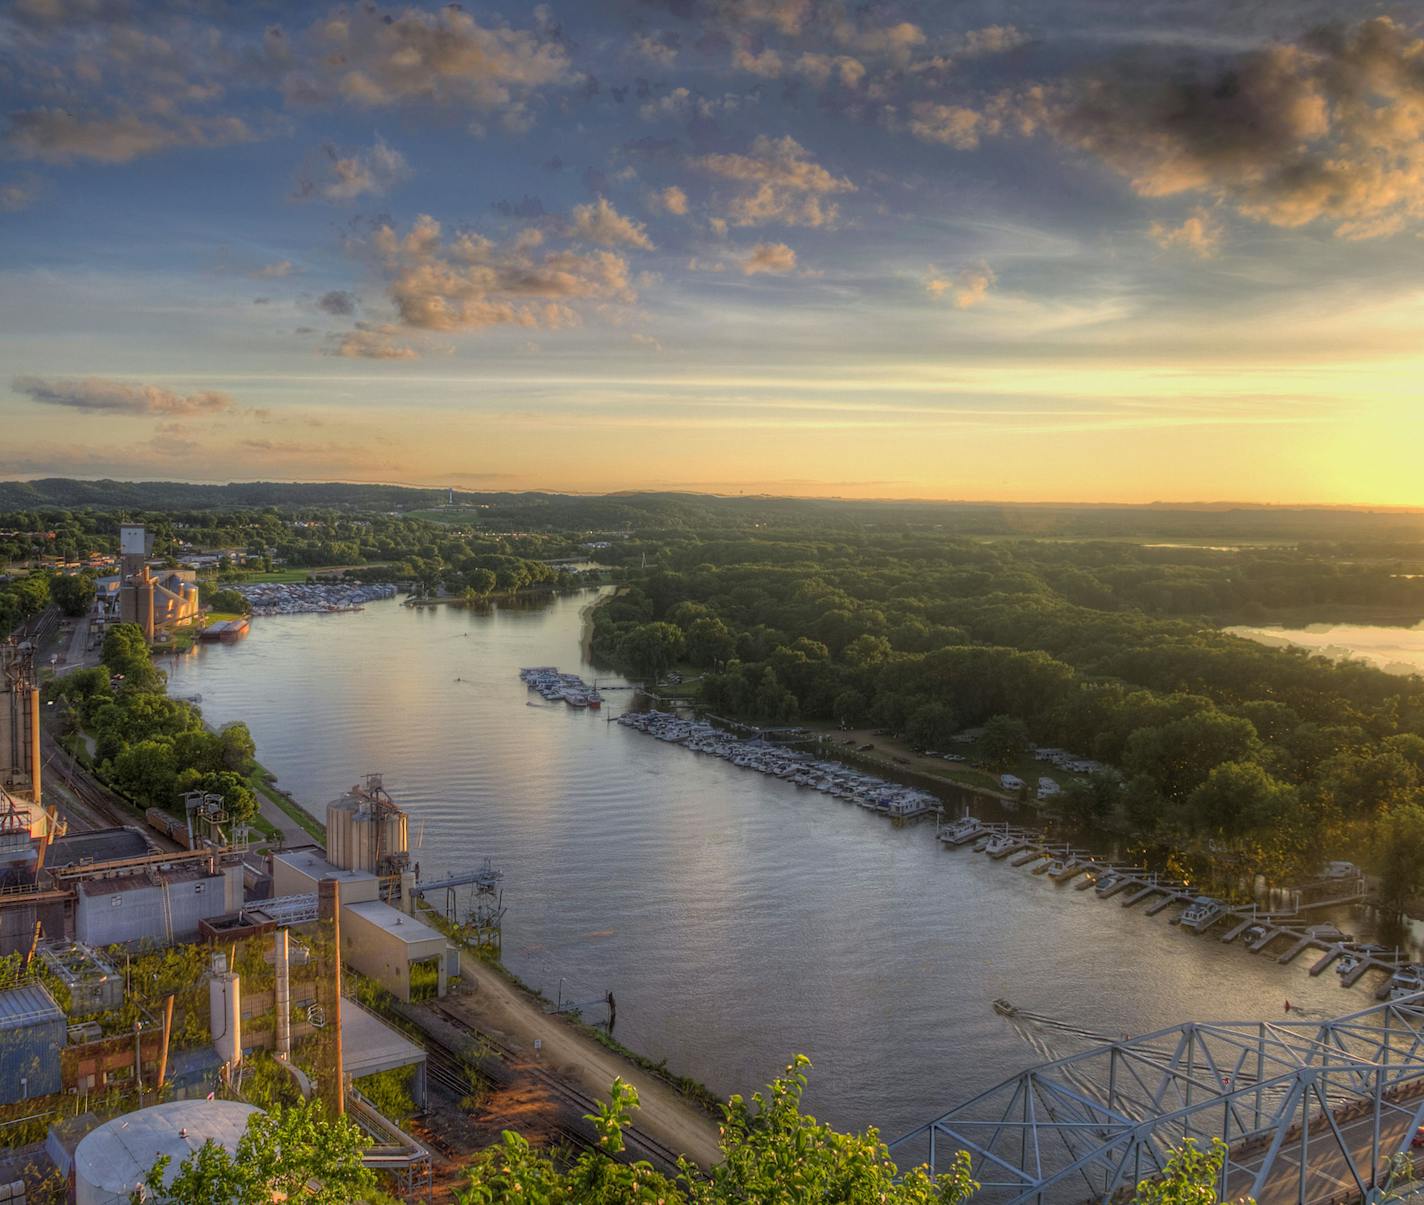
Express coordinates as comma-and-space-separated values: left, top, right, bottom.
255, 260, 295, 278
294, 138, 409, 202
831, 18, 925, 62
327, 324, 418, 360
652, 185, 689, 215
794, 53, 866, 89
632, 32, 679, 67
926, 262, 996, 309
907, 103, 987, 149
694, 134, 854, 228
5, 108, 256, 164
0, 175, 42, 213
1038, 17, 1424, 240
14, 375, 235, 415
740, 241, 797, 275
1148, 207, 1224, 256
570, 197, 655, 249
293, 5, 575, 120
366, 213, 639, 334
732, 45, 783, 78
960, 25, 1028, 57
318, 290, 356, 316
631, 332, 663, 351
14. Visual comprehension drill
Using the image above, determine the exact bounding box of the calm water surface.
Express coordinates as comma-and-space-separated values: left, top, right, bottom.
171, 592, 1355, 1136
1229, 621, 1424, 678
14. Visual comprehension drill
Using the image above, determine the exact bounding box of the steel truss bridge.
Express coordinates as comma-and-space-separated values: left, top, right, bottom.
890, 996, 1424, 1205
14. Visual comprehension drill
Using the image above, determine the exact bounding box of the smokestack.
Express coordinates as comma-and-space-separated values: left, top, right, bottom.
28, 683, 39, 810
274, 928, 291, 1062
318, 878, 344, 1116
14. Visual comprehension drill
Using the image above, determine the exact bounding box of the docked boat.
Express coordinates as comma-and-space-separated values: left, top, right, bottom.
1178, 896, 1224, 929
983, 832, 1017, 856
1094, 872, 1122, 896
1336, 954, 1361, 977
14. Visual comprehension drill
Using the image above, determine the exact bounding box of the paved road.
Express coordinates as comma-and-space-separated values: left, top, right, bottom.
1227, 1086, 1424, 1205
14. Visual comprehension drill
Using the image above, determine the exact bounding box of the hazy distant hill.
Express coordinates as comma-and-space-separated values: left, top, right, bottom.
2, 477, 1424, 541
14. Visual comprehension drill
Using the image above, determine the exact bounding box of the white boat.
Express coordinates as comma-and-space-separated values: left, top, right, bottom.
1179, 897, 1224, 928
1094, 873, 1121, 896
1336, 955, 1361, 976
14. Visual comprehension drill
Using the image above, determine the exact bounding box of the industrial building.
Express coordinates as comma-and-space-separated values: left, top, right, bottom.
74, 860, 242, 946
326, 774, 410, 875
342, 900, 449, 1003
113, 525, 201, 640
0, 640, 40, 825
0, 983, 65, 1104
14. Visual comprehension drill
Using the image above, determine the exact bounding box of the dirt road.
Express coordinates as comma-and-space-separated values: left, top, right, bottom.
448, 949, 723, 1169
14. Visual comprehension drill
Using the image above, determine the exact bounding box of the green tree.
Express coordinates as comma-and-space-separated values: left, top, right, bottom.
217, 722, 257, 774
49, 570, 95, 616
1374, 802, 1424, 919
203, 585, 252, 615
110, 738, 178, 809
1129, 1137, 1230, 1205
685, 617, 736, 668
618, 621, 686, 681
981, 714, 1030, 772
459, 1059, 979, 1205
137, 1099, 375, 1205
907, 702, 956, 751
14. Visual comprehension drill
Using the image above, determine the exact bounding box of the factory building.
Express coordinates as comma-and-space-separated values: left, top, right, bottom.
0, 983, 65, 1103
73, 860, 243, 947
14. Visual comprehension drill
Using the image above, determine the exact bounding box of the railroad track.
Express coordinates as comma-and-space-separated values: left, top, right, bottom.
39, 730, 178, 847
427, 1002, 687, 1172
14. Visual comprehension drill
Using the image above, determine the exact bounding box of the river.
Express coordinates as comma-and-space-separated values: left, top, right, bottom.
168, 590, 1353, 1138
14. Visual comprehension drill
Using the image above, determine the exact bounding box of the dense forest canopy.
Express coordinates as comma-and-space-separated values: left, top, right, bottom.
590, 530, 1424, 893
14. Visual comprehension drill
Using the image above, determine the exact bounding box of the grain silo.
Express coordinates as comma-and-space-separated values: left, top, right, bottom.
325, 773, 409, 874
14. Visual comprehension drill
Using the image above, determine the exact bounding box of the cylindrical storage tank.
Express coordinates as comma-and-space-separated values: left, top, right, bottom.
208, 955, 241, 1067
74, 1100, 260, 1204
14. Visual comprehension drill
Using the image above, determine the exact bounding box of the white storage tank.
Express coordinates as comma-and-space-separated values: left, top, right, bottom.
73, 1099, 260, 1203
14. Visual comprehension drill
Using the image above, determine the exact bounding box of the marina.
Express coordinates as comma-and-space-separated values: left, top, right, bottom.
234, 579, 398, 615
935, 815, 1393, 995
519, 666, 604, 709
612, 707, 939, 818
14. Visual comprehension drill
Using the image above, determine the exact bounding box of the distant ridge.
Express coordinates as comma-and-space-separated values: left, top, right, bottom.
3, 478, 1424, 541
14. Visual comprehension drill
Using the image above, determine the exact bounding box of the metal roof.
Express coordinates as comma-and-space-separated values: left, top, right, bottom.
345, 900, 444, 945
0, 982, 63, 1031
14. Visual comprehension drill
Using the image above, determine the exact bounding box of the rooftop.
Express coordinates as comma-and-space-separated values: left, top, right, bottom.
46, 827, 152, 870
273, 846, 380, 887
345, 899, 444, 946
343, 998, 427, 1079
0, 982, 64, 1031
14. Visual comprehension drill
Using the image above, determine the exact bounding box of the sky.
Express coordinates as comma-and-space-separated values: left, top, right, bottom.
2, 0, 1424, 504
